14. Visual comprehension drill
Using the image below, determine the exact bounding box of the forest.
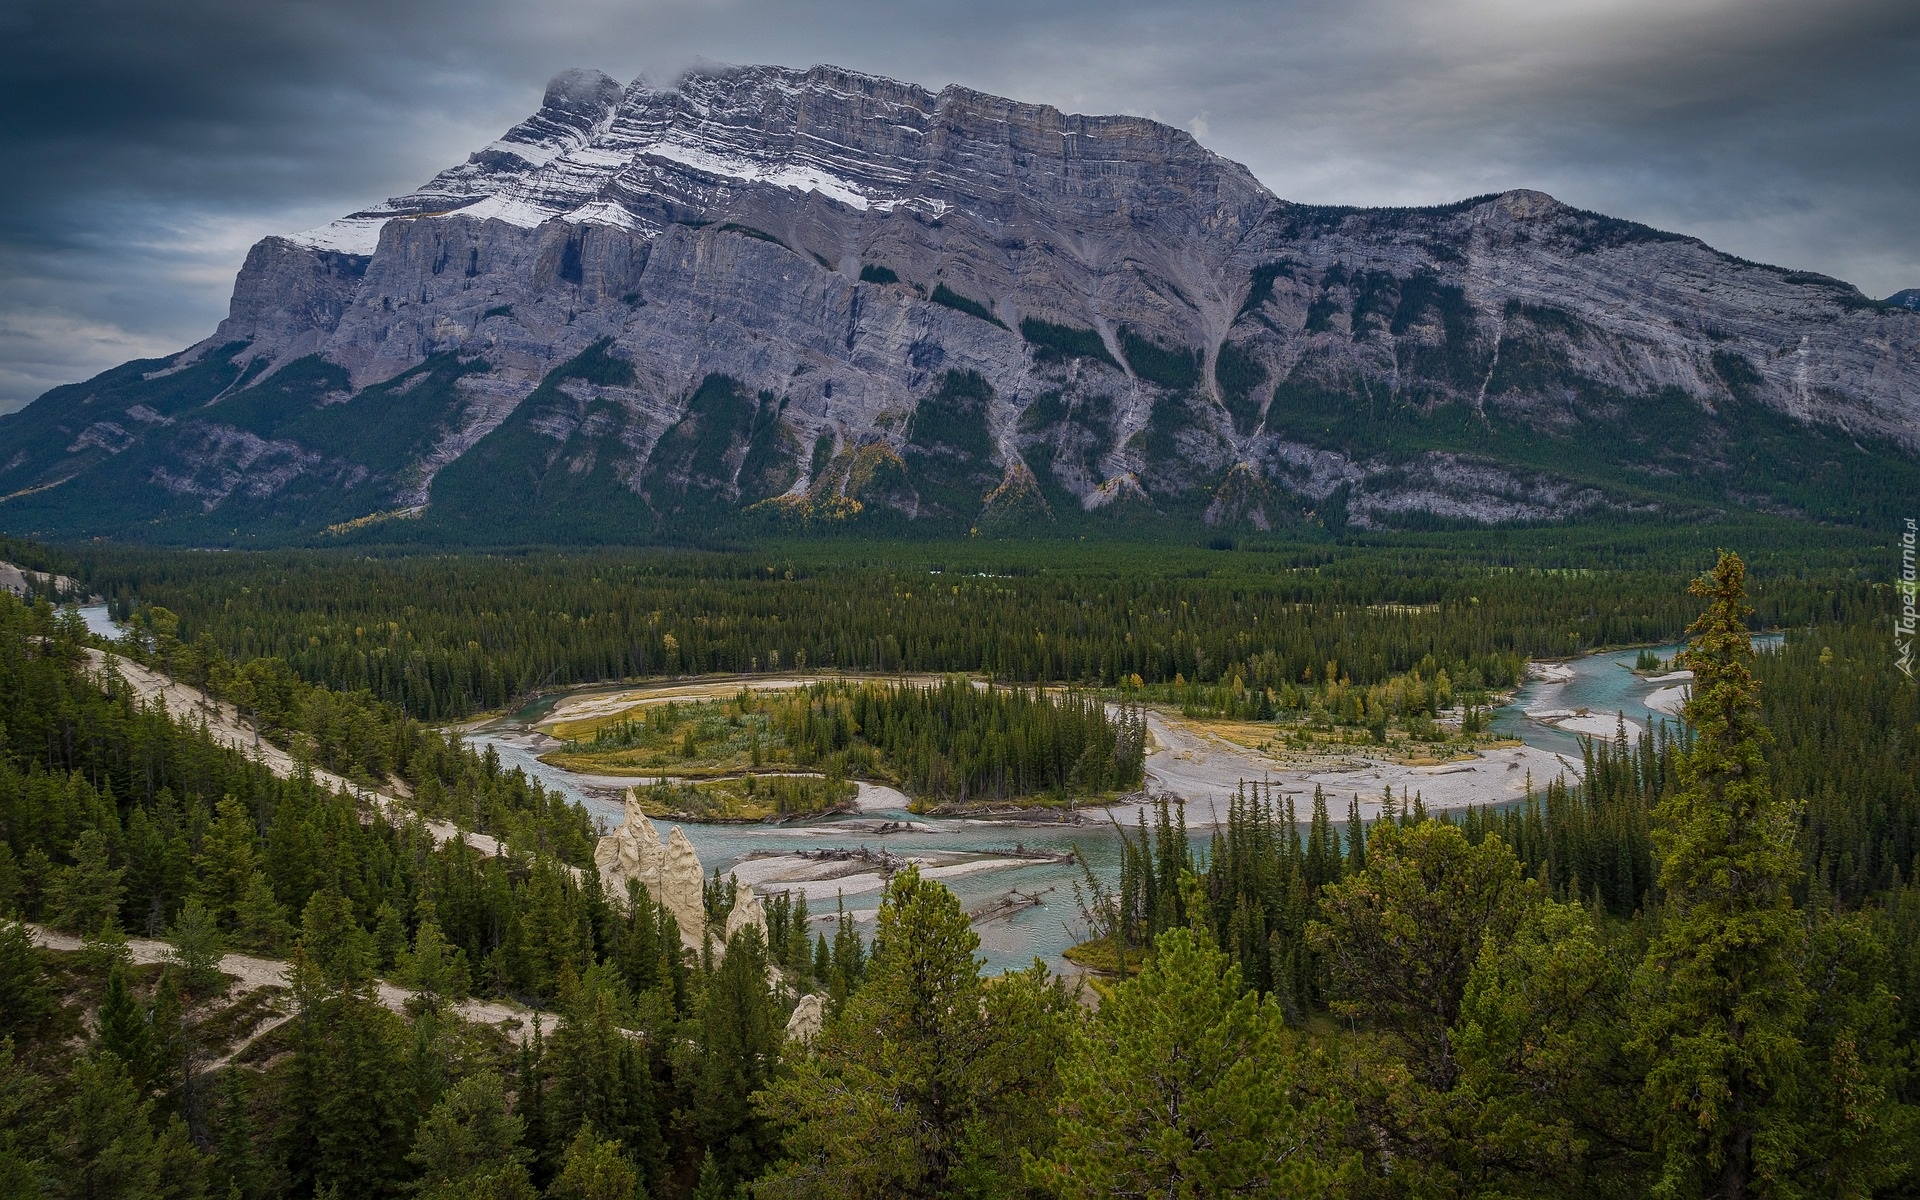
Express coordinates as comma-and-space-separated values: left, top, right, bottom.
548, 680, 1146, 810
59, 529, 1889, 721
1, 532, 1917, 1198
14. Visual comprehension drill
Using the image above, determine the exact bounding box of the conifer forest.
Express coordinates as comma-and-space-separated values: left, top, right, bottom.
0, 528, 1916, 1199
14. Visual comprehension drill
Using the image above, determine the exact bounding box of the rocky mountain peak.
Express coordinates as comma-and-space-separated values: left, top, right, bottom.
541, 66, 624, 115
2, 63, 1916, 545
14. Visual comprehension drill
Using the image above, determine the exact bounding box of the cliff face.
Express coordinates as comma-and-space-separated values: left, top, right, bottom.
4, 62, 1917, 542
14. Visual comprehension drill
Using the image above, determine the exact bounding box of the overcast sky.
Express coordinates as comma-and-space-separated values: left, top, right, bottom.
2, 0, 1915, 412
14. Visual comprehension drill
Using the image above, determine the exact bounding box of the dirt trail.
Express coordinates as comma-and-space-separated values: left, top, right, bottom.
47, 650, 562, 1062
86, 647, 506, 856
27, 924, 544, 1066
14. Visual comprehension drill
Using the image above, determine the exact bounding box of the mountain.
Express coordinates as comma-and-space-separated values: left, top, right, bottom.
1887, 289, 1920, 312
4, 62, 1919, 544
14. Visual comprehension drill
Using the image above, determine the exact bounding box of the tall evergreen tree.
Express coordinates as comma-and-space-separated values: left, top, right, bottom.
543, 967, 665, 1194
191, 798, 259, 930
54, 1053, 163, 1200
548, 1125, 644, 1200
689, 925, 779, 1191
211, 1068, 260, 1200
94, 964, 154, 1094
0, 918, 55, 1047
395, 918, 470, 1016
1632, 552, 1808, 1199
230, 873, 291, 956
0, 1038, 50, 1200
1309, 820, 1534, 1089
166, 897, 226, 997
46, 829, 124, 935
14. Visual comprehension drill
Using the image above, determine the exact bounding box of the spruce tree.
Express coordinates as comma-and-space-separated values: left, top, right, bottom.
1308, 819, 1534, 1089
689, 925, 779, 1190
544, 966, 664, 1193
191, 798, 258, 929
0, 917, 55, 1046
46, 828, 125, 935
1632, 552, 1808, 1199
296, 890, 372, 988
372, 902, 408, 972
211, 1068, 259, 1200
0, 1037, 50, 1199
548, 1125, 643, 1200
408, 1070, 537, 1200
166, 897, 226, 997
395, 918, 470, 1016
231, 873, 291, 955
94, 963, 155, 1094
55, 1052, 163, 1200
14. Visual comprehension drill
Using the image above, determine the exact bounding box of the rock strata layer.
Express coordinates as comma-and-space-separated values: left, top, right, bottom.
4, 62, 1917, 541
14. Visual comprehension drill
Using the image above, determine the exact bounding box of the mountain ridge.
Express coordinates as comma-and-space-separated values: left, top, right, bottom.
3, 61, 1917, 544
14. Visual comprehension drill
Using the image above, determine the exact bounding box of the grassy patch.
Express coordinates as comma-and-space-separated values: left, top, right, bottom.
629, 774, 857, 822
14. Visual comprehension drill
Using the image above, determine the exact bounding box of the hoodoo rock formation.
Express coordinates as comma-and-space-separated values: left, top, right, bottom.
594, 790, 712, 943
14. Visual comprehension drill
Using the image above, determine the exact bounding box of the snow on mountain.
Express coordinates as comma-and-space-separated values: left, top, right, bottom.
3, 61, 1918, 545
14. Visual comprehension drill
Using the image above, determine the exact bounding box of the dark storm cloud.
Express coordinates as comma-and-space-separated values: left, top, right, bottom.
3, 0, 1916, 410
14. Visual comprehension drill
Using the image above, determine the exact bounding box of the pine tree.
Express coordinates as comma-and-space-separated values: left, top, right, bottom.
372, 902, 408, 972
231, 873, 291, 955
211, 1068, 259, 1200
517, 1019, 548, 1190
55, 1052, 162, 1200
0, 917, 55, 1046
614, 881, 658, 995
191, 797, 258, 929
689, 925, 779, 1190
0, 1037, 51, 1198
1034, 927, 1348, 1197
167, 896, 226, 997
409, 1070, 537, 1200
395, 918, 470, 1016
548, 1124, 643, 1200
544, 967, 664, 1192
145, 972, 187, 1103
756, 866, 1068, 1199
95, 963, 155, 1094
309, 989, 414, 1197
296, 890, 372, 988
1632, 552, 1809, 1199
1308, 819, 1534, 1090
46, 828, 125, 934
1450, 898, 1647, 1196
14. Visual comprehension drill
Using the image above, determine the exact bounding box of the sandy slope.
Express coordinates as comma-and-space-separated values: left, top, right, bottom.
84, 647, 505, 856
46, 650, 561, 1059
26, 925, 543, 1065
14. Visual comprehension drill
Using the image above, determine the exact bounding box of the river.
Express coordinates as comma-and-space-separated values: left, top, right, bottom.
462, 638, 1756, 975
75, 600, 1756, 975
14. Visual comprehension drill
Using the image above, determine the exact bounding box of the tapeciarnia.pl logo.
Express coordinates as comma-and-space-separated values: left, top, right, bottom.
1899, 518, 1917, 679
